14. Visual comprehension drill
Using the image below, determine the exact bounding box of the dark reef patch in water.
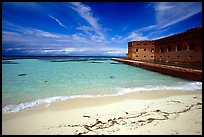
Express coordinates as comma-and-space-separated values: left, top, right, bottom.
109, 76, 114, 79
87, 61, 103, 64
110, 62, 120, 64
50, 59, 90, 62
18, 74, 27, 76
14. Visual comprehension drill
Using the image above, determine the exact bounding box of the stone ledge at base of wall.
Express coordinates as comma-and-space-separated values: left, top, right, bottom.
112, 58, 202, 82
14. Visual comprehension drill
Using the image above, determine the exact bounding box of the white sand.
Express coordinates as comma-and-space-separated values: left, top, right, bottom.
2, 90, 202, 135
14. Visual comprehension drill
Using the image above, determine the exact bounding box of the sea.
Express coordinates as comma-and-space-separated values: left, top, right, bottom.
2, 56, 202, 114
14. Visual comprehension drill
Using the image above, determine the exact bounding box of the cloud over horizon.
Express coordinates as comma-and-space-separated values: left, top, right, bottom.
2, 2, 202, 56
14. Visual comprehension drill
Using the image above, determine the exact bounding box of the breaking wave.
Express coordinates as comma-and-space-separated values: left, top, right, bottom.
2, 81, 202, 114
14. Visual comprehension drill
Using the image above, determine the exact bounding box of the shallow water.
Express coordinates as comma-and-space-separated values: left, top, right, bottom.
2, 56, 202, 113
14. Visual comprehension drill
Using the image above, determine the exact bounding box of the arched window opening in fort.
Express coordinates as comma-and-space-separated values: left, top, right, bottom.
150, 49, 154, 52
188, 42, 195, 50
160, 56, 162, 58
136, 49, 138, 52
144, 49, 146, 51
167, 56, 169, 58
167, 46, 171, 52
136, 55, 138, 57
151, 56, 153, 58
144, 56, 146, 58
177, 56, 179, 58
177, 44, 181, 51
188, 55, 192, 59
160, 48, 163, 52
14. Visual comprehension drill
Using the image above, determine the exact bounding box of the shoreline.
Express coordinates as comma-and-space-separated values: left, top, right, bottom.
2, 89, 202, 135
2, 84, 202, 114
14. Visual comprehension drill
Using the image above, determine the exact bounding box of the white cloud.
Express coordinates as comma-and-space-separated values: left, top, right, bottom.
32, 29, 61, 38
69, 2, 105, 40
2, 31, 29, 44
4, 48, 24, 52
69, 2, 99, 30
101, 47, 127, 56
23, 46, 127, 56
3, 22, 127, 56
48, 15, 67, 29
153, 33, 174, 40
3, 27, 71, 46
153, 2, 202, 29
124, 32, 148, 41
111, 31, 148, 44
105, 51, 125, 56
155, 3, 174, 11
71, 33, 86, 41
116, 2, 202, 42
145, 27, 170, 40
134, 25, 158, 32
76, 25, 94, 32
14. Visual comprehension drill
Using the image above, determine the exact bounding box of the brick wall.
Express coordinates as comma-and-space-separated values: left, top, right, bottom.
112, 58, 202, 81
126, 26, 202, 67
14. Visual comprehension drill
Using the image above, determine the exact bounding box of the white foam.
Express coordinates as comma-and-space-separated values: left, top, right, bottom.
2, 96, 68, 114
116, 81, 202, 95
2, 95, 97, 114
2, 81, 202, 114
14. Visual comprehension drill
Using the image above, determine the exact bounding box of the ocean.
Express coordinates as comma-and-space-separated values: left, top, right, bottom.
2, 56, 202, 114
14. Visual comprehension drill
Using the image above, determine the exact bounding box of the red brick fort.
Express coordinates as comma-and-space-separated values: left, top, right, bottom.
112, 26, 202, 81
126, 26, 202, 68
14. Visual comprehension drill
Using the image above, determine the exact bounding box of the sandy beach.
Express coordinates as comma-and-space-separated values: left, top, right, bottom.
2, 89, 202, 135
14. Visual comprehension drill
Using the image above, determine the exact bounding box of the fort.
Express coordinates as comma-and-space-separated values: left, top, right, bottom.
113, 26, 202, 81
126, 26, 202, 67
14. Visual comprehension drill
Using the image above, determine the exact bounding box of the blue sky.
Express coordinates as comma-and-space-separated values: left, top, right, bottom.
2, 2, 202, 56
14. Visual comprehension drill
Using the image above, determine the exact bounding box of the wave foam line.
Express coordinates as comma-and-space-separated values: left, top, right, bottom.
116, 81, 202, 95
2, 95, 94, 114
2, 82, 201, 114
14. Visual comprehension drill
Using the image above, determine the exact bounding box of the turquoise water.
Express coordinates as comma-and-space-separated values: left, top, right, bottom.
2, 57, 202, 113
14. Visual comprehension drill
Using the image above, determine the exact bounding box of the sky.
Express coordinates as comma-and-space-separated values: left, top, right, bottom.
2, 2, 202, 56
